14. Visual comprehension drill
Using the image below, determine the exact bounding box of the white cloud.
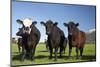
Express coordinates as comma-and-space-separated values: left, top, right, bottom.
89, 28, 95, 32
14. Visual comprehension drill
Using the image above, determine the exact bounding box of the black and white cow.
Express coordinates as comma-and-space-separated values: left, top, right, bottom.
16, 18, 41, 61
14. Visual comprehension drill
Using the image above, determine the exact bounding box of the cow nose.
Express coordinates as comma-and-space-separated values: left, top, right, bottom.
24, 27, 31, 34
25, 27, 29, 31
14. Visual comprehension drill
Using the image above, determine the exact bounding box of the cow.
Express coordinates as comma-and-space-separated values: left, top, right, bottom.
41, 20, 66, 61
17, 38, 23, 53
16, 18, 41, 61
64, 21, 86, 58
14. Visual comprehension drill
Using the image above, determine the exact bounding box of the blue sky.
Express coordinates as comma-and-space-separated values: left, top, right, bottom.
12, 1, 96, 42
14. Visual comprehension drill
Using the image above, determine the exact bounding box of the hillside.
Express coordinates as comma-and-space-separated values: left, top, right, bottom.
86, 29, 96, 44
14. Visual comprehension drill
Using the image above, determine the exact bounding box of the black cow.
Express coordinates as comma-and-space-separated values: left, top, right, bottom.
64, 21, 86, 58
16, 18, 40, 61
41, 20, 66, 61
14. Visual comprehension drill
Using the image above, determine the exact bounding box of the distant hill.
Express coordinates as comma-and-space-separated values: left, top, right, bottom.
86, 28, 96, 44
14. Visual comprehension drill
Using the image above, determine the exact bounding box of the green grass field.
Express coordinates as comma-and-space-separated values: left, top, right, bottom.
11, 43, 96, 66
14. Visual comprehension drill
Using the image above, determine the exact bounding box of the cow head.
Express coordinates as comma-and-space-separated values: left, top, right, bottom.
16, 27, 24, 36
16, 18, 37, 36
41, 20, 58, 35
64, 21, 79, 35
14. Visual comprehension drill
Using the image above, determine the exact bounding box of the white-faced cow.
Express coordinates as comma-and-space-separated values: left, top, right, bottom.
64, 21, 86, 58
16, 18, 40, 61
41, 20, 67, 61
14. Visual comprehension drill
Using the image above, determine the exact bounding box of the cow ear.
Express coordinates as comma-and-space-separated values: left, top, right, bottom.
16, 19, 23, 24
40, 21, 45, 26
54, 22, 58, 26
76, 23, 79, 27
30, 21, 37, 28
64, 23, 68, 27
32, 21, 37, 25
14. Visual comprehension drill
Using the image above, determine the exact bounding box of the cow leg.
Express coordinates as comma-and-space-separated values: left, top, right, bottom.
80, 47, 83, 58
21, 48, 26, 61
60, 47, 63, 58
30, 50, 33, 61
76, 47, 79, 59
64, 48, 66, 54
60, 47, 65, 54
69, 46, 72, 58
54, 48, 58, 61
18, 45, 21, 53
49, 47, 53, 59
31, 47, 36, 61
46, 44, 49, 52
22, 47, 24, 53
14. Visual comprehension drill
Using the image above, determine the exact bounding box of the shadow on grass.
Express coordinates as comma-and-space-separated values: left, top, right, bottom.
64, 55, 96, 61
37, 50, 48, 53
12, 54, 69, 61
81, 55, 96, 61
35, 55, 69, 59
12, 53, 22, 61
12, 51, 96, 62
37, 50, 66, 55
35, 55, 48, 59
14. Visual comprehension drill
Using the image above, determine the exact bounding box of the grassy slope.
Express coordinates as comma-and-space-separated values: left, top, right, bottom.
11, 43, 96, 66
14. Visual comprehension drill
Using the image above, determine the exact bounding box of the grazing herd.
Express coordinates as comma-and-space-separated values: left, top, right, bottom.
15, 18, 86, 61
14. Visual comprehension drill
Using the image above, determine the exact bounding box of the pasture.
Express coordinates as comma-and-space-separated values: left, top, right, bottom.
11, 43, 96, 66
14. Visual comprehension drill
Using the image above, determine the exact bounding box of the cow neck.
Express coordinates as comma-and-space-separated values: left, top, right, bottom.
22, 36, 28, 43
72, 27, 79, 36
51, 25, 57, 34
72, 28, 80, 43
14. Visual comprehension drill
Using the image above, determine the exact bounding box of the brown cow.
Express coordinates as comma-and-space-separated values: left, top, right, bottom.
64, 21, 86, 58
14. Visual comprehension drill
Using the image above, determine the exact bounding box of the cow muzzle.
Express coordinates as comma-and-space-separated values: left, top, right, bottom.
24, 27, 31, 35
